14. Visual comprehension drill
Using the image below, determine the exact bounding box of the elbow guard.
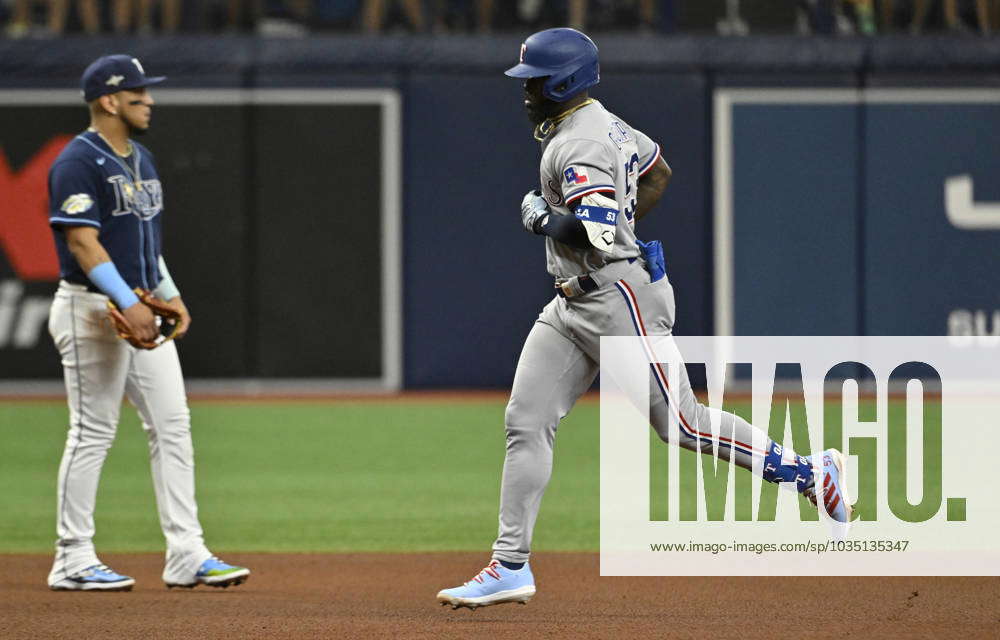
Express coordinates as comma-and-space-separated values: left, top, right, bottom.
573, 192, 618, 253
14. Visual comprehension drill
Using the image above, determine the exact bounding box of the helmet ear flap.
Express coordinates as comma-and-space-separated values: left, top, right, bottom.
542, 60, 598, 102
543, 68, 575, 101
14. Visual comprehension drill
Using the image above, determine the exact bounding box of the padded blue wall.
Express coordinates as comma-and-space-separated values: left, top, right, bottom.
1, 36, 998, 386
402, 72, 709, 386
731, 103, 860, 335
723, 95, 1000, 340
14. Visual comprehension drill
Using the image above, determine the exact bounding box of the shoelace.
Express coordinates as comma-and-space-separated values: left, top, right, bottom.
75, 564, 113, 578
803, 487, 816, 503
465, 560, 503, 585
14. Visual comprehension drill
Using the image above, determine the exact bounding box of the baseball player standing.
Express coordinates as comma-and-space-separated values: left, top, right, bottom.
45, 55, 249, 591
437, 28, 853, 610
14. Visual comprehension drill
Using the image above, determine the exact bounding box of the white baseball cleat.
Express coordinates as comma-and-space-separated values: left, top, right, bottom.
165, 556, 250, 589
50, 564, 135, 591
803, 449, 854, 538
437, 560, 536, 610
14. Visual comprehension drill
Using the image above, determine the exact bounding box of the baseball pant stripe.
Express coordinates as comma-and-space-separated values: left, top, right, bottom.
613, 279, 765, 458
56, 294, 85, 579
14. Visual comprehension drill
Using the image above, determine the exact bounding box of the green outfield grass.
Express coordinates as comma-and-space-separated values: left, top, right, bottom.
0, 397, 939, 554
0, 400, 602, 553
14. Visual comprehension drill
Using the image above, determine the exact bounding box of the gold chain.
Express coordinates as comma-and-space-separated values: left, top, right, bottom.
88, 127, 133, 158
533, 98, 595, 142
88, 127, 142, 187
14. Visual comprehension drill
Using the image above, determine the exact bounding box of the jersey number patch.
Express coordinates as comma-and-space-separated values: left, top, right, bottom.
623, 153, 639, 223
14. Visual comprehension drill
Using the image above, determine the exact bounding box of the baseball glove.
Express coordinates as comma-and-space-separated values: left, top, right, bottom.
107, 288, 181, 350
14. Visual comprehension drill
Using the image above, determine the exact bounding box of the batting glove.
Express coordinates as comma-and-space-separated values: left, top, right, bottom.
521, 190, 551, 234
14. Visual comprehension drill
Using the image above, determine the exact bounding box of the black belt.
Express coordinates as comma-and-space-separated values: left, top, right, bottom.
63, 279, 100, 294
65, 279, 131, 295
555, 258, 639, 298
555, 274, 599, 298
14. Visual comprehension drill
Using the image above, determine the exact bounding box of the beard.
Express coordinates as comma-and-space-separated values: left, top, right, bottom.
526, 104, 545, 125
121, 112, 150, 136
525, 98, 560, 125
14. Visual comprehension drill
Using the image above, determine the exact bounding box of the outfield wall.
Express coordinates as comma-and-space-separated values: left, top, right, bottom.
0, 36, 998, 388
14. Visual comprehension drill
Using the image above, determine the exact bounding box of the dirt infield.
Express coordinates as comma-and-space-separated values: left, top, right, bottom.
1, 553, 997, 639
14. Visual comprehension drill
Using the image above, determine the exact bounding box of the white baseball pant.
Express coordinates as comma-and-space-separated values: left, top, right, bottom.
47, 280, 211, 585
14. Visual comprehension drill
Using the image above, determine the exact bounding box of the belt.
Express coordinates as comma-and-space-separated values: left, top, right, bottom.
62, 279, 146, 295
555, 275, 598, 298
59, 280, 92, 293
554, 258, 638, 299
59, 280, 106, 296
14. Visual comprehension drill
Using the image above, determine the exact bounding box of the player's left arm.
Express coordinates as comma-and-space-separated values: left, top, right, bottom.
544, 138, 621, 253
634, 157, 671, 222
154, 255, 191, 339
521, 190, 592, 250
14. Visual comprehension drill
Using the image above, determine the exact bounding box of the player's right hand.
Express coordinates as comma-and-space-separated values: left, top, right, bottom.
122, 302, 158, 344
521, 189, 550, 234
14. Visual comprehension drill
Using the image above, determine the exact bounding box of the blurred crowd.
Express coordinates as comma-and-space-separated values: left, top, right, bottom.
1, 0, 996, 37
796, 0, 998, 34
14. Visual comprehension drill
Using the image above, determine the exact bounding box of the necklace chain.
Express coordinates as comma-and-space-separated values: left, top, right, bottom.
87, 127, 142, 186
533, 98, 595, 142
88, 127, 132, 157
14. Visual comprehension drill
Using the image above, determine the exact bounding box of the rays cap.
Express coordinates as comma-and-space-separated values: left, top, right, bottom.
81, 54, 166, 102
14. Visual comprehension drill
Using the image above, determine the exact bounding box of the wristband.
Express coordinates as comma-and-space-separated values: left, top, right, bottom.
154, 256, 181, 301
87, 262, 139, 310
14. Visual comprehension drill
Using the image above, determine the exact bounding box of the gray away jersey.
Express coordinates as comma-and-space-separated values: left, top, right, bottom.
538, 100, 661, 278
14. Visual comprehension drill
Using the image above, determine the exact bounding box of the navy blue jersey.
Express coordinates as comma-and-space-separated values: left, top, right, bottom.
48, 130, 163, 290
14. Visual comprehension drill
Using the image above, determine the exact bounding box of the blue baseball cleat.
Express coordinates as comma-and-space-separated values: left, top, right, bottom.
166, 556, 250, 589
803, 449, 854, 537
437, 560, 536, 610
50, 564, 135, 591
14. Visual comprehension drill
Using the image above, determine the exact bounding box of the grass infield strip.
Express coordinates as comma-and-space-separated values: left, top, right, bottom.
0, 400, 599, 553
1, 398, 930, 553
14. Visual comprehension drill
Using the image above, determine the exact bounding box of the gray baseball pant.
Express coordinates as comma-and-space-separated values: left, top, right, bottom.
492, 260, 778, 563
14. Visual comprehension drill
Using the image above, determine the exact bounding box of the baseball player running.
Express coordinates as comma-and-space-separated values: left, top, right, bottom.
437, 28, 853, 610
45, 55, 249, 591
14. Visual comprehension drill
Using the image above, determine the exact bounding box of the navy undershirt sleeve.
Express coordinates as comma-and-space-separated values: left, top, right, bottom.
534, 213, 591, 250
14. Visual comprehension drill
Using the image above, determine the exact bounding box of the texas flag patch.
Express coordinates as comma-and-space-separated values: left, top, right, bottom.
564, 166, 589, 186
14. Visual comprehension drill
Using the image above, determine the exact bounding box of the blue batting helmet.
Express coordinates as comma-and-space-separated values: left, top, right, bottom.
505, 28, 600, 102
